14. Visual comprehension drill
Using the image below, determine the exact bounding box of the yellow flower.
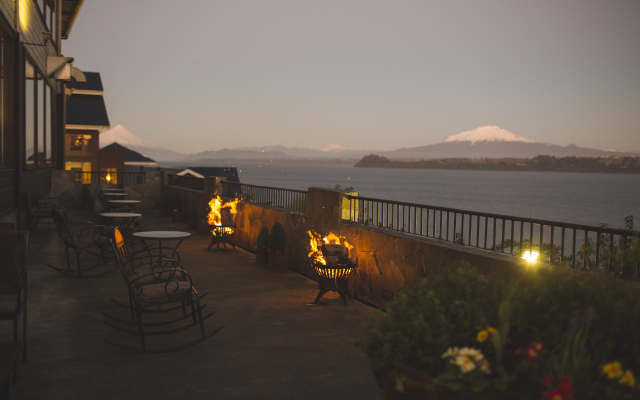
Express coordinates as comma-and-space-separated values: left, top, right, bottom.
476, 330, 489, 343
487, 326, 496, 334
602, 362, 624, 379
619, 370, 635, 388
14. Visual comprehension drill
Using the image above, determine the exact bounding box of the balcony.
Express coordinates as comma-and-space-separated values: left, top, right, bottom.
11, 209, 383, 399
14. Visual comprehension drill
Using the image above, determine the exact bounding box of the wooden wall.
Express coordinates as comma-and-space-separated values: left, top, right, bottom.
0, 0, 62, 223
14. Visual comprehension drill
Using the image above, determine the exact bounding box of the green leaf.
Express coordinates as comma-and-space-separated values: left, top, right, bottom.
433, 372, 464, 391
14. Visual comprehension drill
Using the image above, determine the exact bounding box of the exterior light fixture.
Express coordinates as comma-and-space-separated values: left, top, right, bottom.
105, 174, 111, 183
522, 251, 539, 262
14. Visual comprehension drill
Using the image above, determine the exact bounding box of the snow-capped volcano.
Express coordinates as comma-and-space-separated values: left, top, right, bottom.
100, 125, 161, 149
443, 126, 538, 144
99, 125, 185, 161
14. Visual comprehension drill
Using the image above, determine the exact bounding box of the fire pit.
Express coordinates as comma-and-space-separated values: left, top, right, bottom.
308, 232, 356, 306
206, 196, 240, 250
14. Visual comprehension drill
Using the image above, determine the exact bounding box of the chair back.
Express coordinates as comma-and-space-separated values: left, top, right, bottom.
52, 209, 74, 247
111, 227, 134, 284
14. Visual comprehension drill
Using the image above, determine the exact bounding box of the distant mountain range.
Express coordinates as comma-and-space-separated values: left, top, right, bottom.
99, 125, 639, 162
378, 126, 639, 159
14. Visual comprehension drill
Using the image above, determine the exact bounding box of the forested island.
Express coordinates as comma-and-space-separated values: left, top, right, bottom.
354, 154, 640, 173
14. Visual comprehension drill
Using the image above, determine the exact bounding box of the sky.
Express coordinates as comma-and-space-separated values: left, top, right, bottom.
63, 0, 640, 154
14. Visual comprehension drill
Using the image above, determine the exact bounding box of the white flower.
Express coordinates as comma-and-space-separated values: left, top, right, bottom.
455, 355, 476, 374
458, 347, 484, 362
479, 359, 491, 375
441, 347, 459, 359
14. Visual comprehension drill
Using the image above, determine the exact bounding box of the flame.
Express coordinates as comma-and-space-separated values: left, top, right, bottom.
207, 196, 240, 236
307, 230, 353, 265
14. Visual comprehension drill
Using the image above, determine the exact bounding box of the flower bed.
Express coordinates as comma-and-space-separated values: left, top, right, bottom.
365, 262, 640, 399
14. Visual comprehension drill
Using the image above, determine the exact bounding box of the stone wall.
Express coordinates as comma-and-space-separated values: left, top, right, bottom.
50, 170, 164, 210
231, 187, 527, 308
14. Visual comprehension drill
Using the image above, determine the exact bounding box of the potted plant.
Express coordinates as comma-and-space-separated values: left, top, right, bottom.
364, 260, 640, 400
159, 192, 173, 216
255, 227, 269, 268
80, 186, 92, 211
267, 222, 289, 272
186, 201, 199, 230
172, 194, 184, 223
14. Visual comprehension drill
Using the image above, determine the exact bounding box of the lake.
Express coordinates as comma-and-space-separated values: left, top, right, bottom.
230, 162, 639, 229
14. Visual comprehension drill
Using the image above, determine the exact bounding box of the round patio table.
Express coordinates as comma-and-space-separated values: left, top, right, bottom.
108, 199, 141, 212
99, 212, 142, 234
133, 231, 191, 257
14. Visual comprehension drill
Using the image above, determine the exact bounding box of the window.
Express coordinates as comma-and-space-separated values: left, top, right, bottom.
65, 161, 92, 184
65, 134, 91, 156
25, 58, 54, 167
0, 25, 13, 168
45, 84, 52, 162
101, 168, 118, 185
25, 62, 35, 166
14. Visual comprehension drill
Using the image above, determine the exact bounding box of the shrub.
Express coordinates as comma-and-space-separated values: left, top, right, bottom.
366, 263, 640, 399
80, 186, 92, 203
366, 262, 497, 372
256, 227, 269, 251
268, 222, 286, 253
160, 192, 172, 208
173, 194, 183, 212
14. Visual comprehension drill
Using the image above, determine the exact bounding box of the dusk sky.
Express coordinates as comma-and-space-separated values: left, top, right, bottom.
64, 0, 640, 154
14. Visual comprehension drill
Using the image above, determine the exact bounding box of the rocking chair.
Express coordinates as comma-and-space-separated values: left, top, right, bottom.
45, 209, 115, 277
103, 228, 224, 352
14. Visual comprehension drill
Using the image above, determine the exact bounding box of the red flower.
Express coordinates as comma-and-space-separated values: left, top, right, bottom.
525, 341, 544, 360
540, 373, 554, 388
543, 389, 566, 400
558, 377, 574, 395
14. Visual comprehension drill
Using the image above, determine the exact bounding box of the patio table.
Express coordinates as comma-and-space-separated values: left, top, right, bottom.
133, 231, 191, 257
107, 200, 141, 212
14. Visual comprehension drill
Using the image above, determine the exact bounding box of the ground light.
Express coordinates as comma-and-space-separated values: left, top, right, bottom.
522, 251, 539, 262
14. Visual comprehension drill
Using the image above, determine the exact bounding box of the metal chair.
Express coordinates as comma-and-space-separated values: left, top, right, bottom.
0, 231, 28, 368
45, 209, 115, 277
103, 228, 223, 352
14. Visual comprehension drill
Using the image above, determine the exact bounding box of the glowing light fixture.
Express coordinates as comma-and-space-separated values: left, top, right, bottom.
19, 0, 30, 31
105, 174, 111, 183
522, 251, 539, 262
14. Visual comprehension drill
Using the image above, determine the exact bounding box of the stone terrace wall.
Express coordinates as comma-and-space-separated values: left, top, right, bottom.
231, 187, 526, 308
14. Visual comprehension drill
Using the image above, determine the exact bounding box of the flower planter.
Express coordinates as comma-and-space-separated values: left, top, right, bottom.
268, 252, 289, 272
256, 249, 268, 268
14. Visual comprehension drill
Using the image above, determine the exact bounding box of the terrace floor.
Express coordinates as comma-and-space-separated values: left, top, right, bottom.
6, 210, 383, 399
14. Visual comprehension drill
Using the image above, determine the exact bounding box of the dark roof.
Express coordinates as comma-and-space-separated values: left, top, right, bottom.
183, 167, 240, 183
67, 72, 103, 91
66, 94, 110, 127
60, 0, 84, 38
101, 143, 156, 165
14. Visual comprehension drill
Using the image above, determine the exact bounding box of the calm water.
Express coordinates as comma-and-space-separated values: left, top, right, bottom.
231, 162, 640, 229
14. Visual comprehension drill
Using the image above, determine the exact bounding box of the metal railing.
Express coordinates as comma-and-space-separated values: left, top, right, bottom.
221, 182, 307, 213
166, 174, 204, 191
343, 194, 640, 278
74, 171, 146, 185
